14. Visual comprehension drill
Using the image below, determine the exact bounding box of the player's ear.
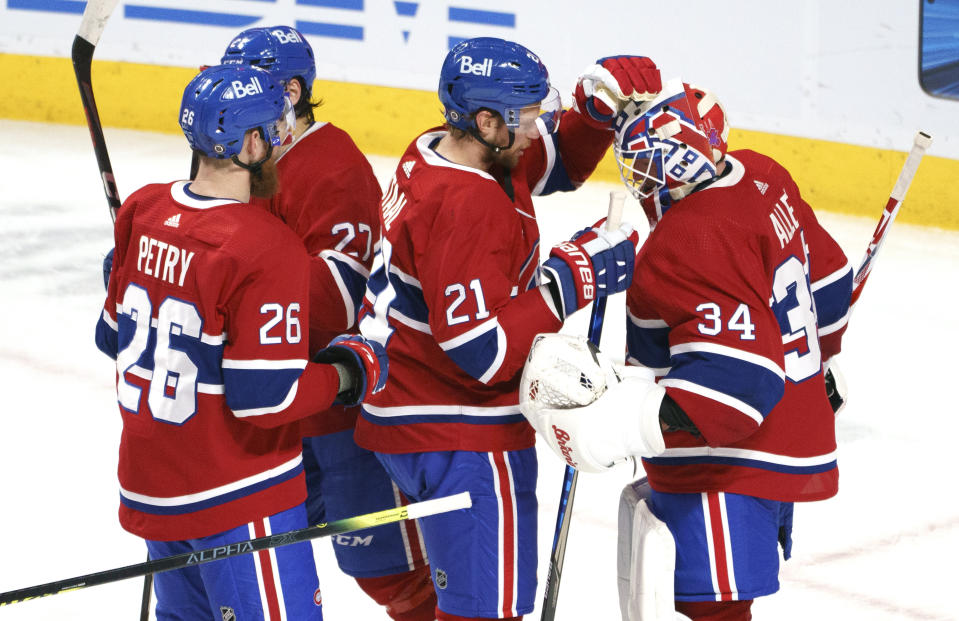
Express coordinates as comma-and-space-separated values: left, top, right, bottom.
240, 128, 263, 162
475, 109, 500, 135
285, 79, 302, 107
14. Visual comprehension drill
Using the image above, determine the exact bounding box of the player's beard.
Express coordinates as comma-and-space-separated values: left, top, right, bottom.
491, 146, 523, 170
250, 158, 280, 199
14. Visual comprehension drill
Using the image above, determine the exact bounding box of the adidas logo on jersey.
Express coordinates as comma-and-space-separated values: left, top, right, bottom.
458, 55, 492, 77
754, 180, 769, 195
402, 160, 415, 178
164, 213, 181, 228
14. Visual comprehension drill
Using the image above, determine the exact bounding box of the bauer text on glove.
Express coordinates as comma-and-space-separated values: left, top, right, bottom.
541, 221, 639, 320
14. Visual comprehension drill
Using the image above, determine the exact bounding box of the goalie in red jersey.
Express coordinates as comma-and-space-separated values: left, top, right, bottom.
521, 78, 853, 620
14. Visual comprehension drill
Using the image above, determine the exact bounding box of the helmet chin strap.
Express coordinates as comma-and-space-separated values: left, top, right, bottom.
469, 126, 515, 154
230, 127, 274, 173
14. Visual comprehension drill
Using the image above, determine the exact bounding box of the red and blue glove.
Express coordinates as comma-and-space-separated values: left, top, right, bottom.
312, 335, 388, 406
573, 56, 662, 129
541, 219, 640, 320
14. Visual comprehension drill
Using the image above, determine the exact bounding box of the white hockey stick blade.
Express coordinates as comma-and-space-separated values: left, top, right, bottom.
406, 491, 472, 520
77, 0, 121, 46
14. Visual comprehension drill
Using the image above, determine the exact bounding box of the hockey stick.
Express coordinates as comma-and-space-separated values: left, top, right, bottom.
71, 2, 151, 616
849, 130, 933, 309
72, 0, 122, 223
0, 491, 471, 608
540, 191, 626, 621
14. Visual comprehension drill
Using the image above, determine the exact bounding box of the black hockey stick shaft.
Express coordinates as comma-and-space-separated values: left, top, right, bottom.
0, 492, 471, 608
71, 2, 145, 615
541, 192, 625, 621
71, 0, 122, 223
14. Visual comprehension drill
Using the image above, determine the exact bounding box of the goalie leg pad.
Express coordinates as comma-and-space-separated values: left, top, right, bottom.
617, 478, 681, 621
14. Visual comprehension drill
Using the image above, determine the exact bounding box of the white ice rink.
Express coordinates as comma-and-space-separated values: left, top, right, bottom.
1, 119, 957, 620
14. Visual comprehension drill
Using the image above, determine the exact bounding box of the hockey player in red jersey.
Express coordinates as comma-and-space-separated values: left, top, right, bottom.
94, 64, 387, 620
220, 25, 438, 621
355, 38, 659, 620
521, 79, 854, 620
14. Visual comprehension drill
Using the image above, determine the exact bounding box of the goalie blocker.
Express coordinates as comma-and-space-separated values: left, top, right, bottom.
519, 334, 699, 473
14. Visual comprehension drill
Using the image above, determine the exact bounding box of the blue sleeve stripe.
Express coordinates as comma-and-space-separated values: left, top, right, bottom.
626, 312, 671, 369
645, 454, 836, 476
439, 319, 505, 383
387, 265, 430, 326
666, 347, 784, 417
95, 310, 119, 360
531, 129, 575, 196
319, 250, 371, 328
518, 240, 540, 280
114, 314, 224, 385
812, 265, 853, 334
531, 122, 557, 196
670, 342, 784, 379
660, 378, 765, 424
625, 357, 670, 377
224, 368, 302, 416
119, 456, 303, 515
811, 261, 852, 292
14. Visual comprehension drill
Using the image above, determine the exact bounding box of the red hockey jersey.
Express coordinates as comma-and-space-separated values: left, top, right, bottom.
260, 121, 382, 436
355, 112, 614, 454
627, 150, 853, 502
95, 181, 341, 541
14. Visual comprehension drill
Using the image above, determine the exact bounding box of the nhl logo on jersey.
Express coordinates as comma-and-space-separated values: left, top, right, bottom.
435, 568, 448, 589
219, 606, 236, 621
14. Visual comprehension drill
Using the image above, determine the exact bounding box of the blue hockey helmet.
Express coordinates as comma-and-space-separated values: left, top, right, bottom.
179, 64, 294, 159
438, 37, 560, 134
221, 26, 316, 93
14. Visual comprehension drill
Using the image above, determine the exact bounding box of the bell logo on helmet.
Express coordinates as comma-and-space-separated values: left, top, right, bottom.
230, 76, 264, 99
271, 28, 303, 44
458, 55, 492, 77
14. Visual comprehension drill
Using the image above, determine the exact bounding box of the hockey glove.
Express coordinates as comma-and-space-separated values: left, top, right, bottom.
541, 220, 639, 320
312, 335, 388, 407
102, 247, 114, 291
823, 357, 848, 416
519, 334, 666, 473
573, 56, 662, 130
